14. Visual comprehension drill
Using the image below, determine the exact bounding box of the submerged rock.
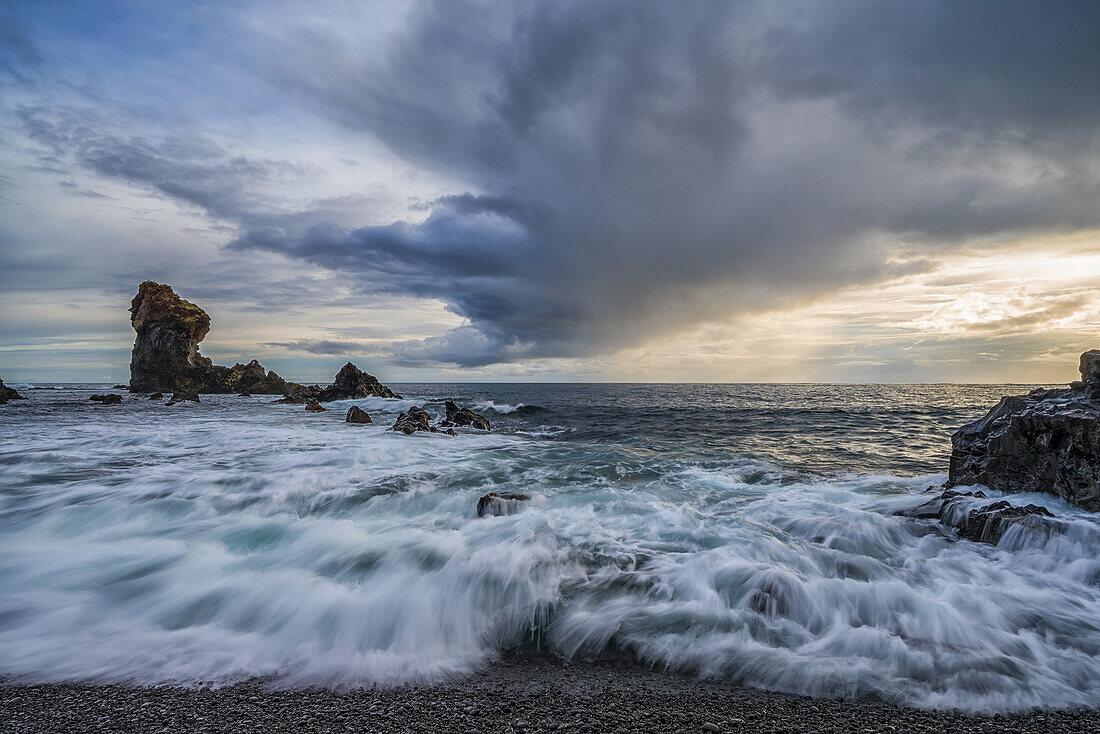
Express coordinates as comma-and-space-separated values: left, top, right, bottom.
305, 399, 327, 412
148, 392, 163, 400
947, 350, 1100, 511
89, 394, 123, 404
900, 489, 1063, 546
390, 406, 435, 434
477, 492, 530, 517
128, 281, 296, 395
441, 400, 491, 431
166, 389, 200, 405
0, 378, 27, 403
346, 405, 372, 424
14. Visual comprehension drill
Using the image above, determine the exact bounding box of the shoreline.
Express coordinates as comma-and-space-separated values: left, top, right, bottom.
3, 653, 1097, 734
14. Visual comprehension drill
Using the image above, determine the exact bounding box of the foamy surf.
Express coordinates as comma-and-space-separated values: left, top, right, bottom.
1, 385, 1098, 712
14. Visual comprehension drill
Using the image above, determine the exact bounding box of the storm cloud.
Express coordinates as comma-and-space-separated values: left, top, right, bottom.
230, 0, 1100, 365
5, 0, 1100, 373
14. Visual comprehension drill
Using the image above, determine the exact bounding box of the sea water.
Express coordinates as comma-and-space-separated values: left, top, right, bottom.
1, 383, 1099, 711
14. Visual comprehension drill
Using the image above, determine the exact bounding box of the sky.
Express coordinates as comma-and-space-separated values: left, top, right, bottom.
1, 0, 1098, 384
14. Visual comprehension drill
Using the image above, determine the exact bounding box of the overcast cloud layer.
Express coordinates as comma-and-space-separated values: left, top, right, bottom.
1, 0, 1098, 381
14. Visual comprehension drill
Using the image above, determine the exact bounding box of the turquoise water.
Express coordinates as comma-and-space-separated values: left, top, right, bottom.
1, 383, 1099, 711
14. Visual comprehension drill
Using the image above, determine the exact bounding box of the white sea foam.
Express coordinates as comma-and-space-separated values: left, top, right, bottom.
473, 400, 524, 414
1, 389, 1099, 711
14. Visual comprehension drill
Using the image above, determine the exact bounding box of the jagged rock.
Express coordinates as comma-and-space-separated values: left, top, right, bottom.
317, 362, 399, 401
900, 489, 1062, 545
346, 405, 372, 424
947, 350, 1100, 511
148, 392, 163, 400
305, 399, 327, 412
112, 384, 129, 389
441, 400, 491, 431
128, 281, 296, 395
166, 389, 200, 405
90, 394, 123, 405
477, 492, 530, 517
390, 406, 436, 435
0, 378, 26, 403
275, 385, 323, 404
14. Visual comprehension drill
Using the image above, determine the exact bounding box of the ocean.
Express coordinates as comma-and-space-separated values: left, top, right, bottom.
1, 383, 1099, 712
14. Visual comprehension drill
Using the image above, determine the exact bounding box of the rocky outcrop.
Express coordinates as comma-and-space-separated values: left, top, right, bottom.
477, 492, 530, 517
947, 350, 1100, 511
166, 389, 199, 405
390, 406, 435, 434
900, 489, 1061, 545
318, 362, 399, 401
89, 394, 123, 405
305, 399, 327, 412
128, 281, 295, 395
0, 378, 26, 403
112, 384, 129, 389
148, 392, 163, 400
441, 401, 491, 431
346, 406, 372, 424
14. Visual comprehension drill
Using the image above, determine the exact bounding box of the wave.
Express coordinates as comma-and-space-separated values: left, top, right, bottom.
1, 393, 1099, 711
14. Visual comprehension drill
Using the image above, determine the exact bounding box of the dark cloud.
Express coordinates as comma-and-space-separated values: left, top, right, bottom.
13, 1, 1100, 368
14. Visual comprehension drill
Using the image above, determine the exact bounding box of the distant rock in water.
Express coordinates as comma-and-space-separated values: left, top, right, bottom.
112, 384, 129, 389
305, 399, 327, 412
166, 389, 199, 405
477, 492, 530, 517
89, 394, 123, 405
0, 378, 26, 403
128, 281, 295, 395
346, 405, 372, 424
318, 362, 399, 401
441, 400, 491, 430
947, 350, 1100, 511
148, 392, 163, 400
390, 406, 438, 435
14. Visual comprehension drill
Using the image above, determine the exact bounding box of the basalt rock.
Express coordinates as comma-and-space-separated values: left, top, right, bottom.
477, 492, 530, 517
148, 392, 163, 400
0, 378, 26, 403
128, 281, 296, 395
901, 489, 1062, 546
318, 362, 399, 401
947, 350, 1100, 511
90, 394, 123, 405
346, 405, 372, 424
390, 406, 437, 435
441, 400, 491, 431
112, 384, 129, 389
275, 385, 323, 404
166, 389, 200, 405
305, 399, 327, 412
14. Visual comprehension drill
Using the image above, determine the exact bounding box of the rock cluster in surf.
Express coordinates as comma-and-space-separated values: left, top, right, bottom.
947, 349, 1100, 511
441, 400, 491, 431
277, 362, 399, 403
0, 378, 26, 404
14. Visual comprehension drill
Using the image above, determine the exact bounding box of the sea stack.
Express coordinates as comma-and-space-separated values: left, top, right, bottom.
947, 349, 1100, 511
0, 378, 27, 403
128, 281, 295, 395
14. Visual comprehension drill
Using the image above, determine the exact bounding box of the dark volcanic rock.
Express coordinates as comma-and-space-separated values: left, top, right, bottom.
318, 362, 399, 401
442, 400, 491, 430
390, 406, 436, 435
89, 394, 123, 405
112, 384, 129, 389
148, 392, 163, 400
305, 399, 327, 412
477, 492, 531, 517
900, 489, 1062, 546
166, 389, 200, 405
947, 350, 1100, 511
0, 378, 26, 403
346, 405, 372, 424
128, 281, 296, 395
275, 385, 323, 404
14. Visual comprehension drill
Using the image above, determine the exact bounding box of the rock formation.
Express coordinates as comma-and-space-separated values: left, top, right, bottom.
477, 492, 530, 517
947, 350, 1100, 511
441, 401, 491, 430
0, 378, 26, 403
89, 394, 123, 405
166, 389, 200, 405
390, 406, 435, 434
276, 363, 399, 404
900, 488, 1061, 545
305, 399, 327, 412
346, 406, 372, 424
128, 281, 295, 395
